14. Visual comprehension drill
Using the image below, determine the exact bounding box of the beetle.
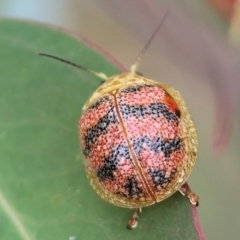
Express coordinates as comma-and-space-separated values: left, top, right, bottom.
39, 11, 199, 229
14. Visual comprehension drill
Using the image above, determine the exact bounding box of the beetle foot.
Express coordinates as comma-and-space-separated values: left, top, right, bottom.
126, 207, 142, 229
179, 182, 199, 206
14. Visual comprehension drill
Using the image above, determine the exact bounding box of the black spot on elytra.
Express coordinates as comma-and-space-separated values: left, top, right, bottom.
175, 109, 181, 118
148, 168, 177, 188
121, 84, 154, 94
117, 176, 143, 199
124, 176, 143, 198
83, 108, 117, 156
96, 145, 130, 181
132, 136, 182, 158
120, 102, 180, 122
96, 157, 117, 181
159, 138, 182, 158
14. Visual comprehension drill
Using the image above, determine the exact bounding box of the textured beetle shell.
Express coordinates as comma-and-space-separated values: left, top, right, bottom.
79, 73, 197, 208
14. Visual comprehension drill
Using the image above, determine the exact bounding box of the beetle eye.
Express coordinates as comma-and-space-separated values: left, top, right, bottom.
135, 71, 143, 76
99, 80, 105, 86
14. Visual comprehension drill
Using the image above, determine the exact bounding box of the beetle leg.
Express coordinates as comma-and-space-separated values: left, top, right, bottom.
126, 207, 142, 229
179, 182, 199, 206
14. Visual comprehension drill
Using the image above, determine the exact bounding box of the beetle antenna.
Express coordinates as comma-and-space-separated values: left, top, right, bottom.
38, 53, 108, 80
130, 10, 170, 73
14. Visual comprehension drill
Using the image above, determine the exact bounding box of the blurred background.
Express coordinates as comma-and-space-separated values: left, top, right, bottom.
0, 0, 240, 239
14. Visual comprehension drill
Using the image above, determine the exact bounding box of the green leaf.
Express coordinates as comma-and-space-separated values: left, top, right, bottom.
0, 20, 202, 240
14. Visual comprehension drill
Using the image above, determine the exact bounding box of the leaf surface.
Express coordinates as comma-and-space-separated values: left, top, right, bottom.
0, 20, 202, 240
